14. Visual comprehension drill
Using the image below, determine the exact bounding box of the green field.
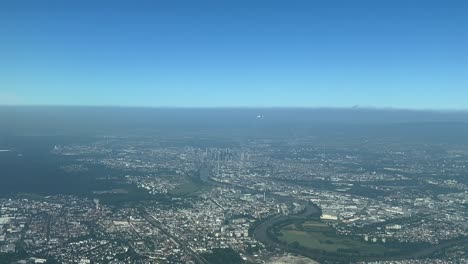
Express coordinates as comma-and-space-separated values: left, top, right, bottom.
169, 173, 211, 195
277, 221, 399, 257
170, 180, 208, 195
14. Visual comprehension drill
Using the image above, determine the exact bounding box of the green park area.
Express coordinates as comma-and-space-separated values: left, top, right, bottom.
169, 170, 211, 195
170, 178, 209, 195
276, 220, 401, 258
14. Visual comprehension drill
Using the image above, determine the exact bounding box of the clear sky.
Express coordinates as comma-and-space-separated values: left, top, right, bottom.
1, 0, 467, 109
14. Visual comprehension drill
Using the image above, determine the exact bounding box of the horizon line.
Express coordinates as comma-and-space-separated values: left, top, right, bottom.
1, 104, 468, 113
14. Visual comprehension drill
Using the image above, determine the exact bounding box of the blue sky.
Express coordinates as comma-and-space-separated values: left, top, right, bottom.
1, 0, 467, 109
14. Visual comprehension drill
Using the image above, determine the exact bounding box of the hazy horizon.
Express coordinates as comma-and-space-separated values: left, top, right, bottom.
1, 104, 468, 112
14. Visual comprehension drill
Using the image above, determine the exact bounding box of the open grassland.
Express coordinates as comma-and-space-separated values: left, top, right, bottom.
169, 172, 211, 195
278, 221, 399, 256
170, 179, 209, 195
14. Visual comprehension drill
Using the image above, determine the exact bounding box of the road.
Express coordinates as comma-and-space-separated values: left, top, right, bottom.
139, 209, 208, 264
